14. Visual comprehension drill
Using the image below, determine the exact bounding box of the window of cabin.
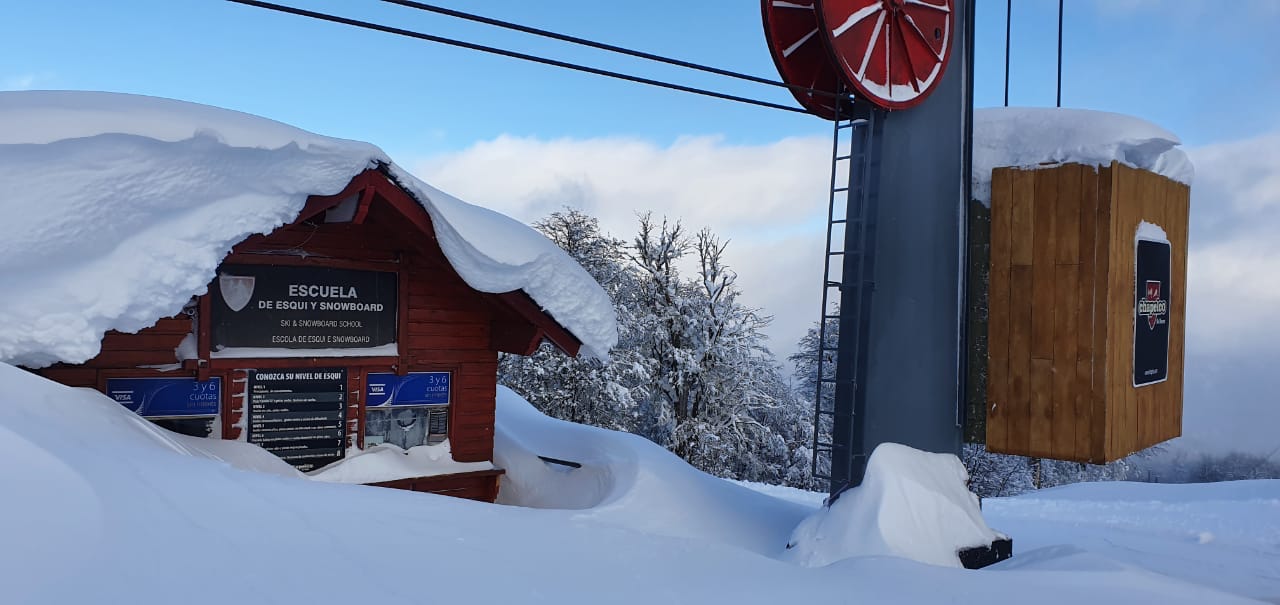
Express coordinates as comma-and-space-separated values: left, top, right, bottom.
365, 405, 448, 448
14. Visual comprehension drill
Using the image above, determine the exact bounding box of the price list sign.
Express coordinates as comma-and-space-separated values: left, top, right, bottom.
247, 368, 347, 472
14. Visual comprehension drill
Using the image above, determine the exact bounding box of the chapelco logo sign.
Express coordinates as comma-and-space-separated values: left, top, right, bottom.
1137, 280, 1168, 331
1133, 237, 1172, 387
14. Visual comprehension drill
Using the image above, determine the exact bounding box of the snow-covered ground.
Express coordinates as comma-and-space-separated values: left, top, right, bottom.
2, 363, 1274, 604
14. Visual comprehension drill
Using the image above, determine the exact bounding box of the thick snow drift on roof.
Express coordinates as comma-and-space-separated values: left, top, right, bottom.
782, 442, 1000, 567
972, 107, 1194, 205
0, 90, 616, 367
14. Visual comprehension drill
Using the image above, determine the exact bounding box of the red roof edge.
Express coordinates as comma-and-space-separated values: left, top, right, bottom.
294, 167, 586, 358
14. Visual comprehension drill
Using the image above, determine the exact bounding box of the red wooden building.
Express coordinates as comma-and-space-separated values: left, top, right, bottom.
35, 166, 587, 502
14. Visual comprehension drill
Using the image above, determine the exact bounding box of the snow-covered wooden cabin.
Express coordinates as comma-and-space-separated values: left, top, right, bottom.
0, 91, 615, 502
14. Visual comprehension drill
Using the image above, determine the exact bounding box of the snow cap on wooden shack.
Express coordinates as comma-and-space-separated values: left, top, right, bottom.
974, 107, 1193, 463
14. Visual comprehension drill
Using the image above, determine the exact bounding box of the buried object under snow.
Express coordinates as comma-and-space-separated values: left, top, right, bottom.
782, 442, 1002, 568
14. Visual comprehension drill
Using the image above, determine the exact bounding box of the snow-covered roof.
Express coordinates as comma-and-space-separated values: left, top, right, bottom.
972, 107, 1194, 206
0, 90, 617, 366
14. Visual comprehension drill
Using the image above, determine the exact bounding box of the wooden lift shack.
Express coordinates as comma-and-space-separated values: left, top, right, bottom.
985, 161, 1190, 463
35, 166, 585, 502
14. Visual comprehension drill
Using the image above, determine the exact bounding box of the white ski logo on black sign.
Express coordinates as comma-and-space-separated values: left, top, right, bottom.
219, 273, 256, 312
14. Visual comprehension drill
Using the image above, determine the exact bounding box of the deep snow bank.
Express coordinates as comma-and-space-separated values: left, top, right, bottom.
493, 385, 813, 556
0, 362, 299, 478
0, 365, 1264, 604
782, 443, 1000, 568
0, 90, 616, 367
972, 107, 1193, 205
310, 441, 492, 484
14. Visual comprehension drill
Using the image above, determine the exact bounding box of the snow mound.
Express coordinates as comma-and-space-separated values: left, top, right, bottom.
0, 362, 300, 479
782, 442, 1000, 568
972, 107, 1194, 205
1137, 219, 1169, 243
493, 385, 813, 556
309, 441, 492, 484
0, 90, 616, 367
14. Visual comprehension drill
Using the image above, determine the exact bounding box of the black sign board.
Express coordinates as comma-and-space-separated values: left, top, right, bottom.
1133, 239, 1172, 387
247, 368, 347, 471
211, 264, 397, 352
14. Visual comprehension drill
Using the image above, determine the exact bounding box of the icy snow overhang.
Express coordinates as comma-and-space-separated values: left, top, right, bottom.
0, 90, 617, 367
972, 107, 1195, 206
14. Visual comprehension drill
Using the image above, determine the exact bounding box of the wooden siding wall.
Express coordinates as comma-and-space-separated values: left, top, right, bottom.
986, 162, 1188, 463
1103, 163, 1187, 460
36, 194, 503, 470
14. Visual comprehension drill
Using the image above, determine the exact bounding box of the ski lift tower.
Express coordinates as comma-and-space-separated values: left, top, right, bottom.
763, 0, 974, 495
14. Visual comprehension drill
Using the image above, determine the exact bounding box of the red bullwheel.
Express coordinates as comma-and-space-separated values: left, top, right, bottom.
816, 0, 953, 110
761, 0, 846, 120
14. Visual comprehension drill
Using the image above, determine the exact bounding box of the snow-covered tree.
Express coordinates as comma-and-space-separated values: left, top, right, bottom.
630, 215, 800, 482
788, 314, 840, 490
500, 208, 811, 486
499, 208, 650, 433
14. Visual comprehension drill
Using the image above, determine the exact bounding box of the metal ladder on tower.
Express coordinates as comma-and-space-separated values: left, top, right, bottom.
811, 101, 885, 495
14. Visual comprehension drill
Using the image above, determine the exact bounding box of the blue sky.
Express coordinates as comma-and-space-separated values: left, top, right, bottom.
7, 1, 1276, 155
5, 1, 1280, 454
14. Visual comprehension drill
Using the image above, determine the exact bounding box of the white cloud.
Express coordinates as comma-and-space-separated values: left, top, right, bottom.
1184, 131, 1280, 352
2, 73, 53, 91
1173, 131, 1280, 455
409, 127, 1280, 455
412, 134, 832, 362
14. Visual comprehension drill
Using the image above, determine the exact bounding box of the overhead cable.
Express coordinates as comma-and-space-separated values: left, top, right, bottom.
377, 0, 845, 101
225, 0, 809, 114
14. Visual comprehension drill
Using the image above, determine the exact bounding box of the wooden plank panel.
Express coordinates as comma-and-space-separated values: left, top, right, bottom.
457, 362, 499, 378
137, 318, 193, 334
458, 385, 498, 401
1030, 358, 1054, 458
405, 322, 489, 338
1055, 164, 1082, 264
405, 335, 492, 351
1010, 169, 1037, 266
411, 350, 498, 364
1077, 166, 1099, 361
38, 367, 98, 388
406, 309, 490, 324
1108, 164, 1138, 459
404, 280, 479, 297
1166, 178, 1191, 441
100, 333, 189, 351
1092, 164, 1114, 461
83, 350, 180, 368
986, 168, 1013, 453
1031, 168, 1059, 359
407, 294, 488, 311
237, 227, 401, 252
1075, 360, 1094, 462
1007, 265, 1034, 455
1052, 264, 1080, 460
240, 244, 401, 263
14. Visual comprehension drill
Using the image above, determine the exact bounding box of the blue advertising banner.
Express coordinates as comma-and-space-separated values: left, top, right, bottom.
366, 372, 450, 406
106, 377, 222, 417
